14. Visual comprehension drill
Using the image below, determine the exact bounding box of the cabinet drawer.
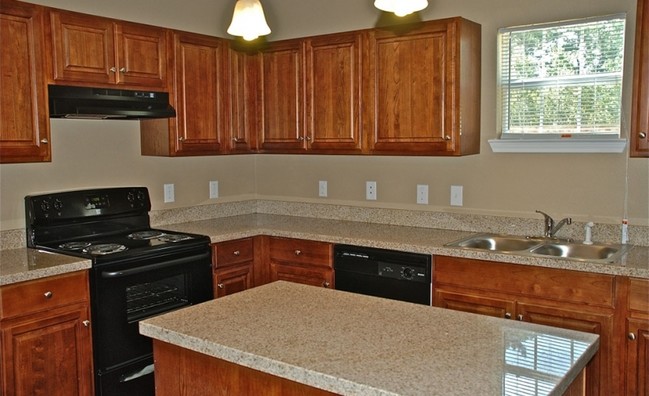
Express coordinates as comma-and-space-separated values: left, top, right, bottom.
434, 256, 615, 308
268, 237, 332, 268
628, 277, 649, 313
1, 271, 89, 319
212, 238, 254, 268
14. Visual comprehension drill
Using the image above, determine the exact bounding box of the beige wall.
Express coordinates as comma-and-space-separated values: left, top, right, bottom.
1, 0, 648, 231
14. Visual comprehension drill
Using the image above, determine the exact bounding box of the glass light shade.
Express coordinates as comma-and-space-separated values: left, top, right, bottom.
227, 0, 271, 41
374, 0, 428, 17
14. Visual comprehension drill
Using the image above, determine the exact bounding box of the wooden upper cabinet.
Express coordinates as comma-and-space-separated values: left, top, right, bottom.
49, 10, 167, 89
631, 0, 649, 157
141, 31, 227, 156
364, 18, 481, 156
306, 31, 363, 153
229, 47, 259, 153
257, 39, 306, 152
0, 0, 50, 163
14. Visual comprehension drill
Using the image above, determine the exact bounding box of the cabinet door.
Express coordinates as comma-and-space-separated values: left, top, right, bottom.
626, 318, 649, 395
631, 0, 649, 157
258, 39, 306, 152
49, 10, 115, 84
115, 21, 168, 88
0, 0, 50, 163
270, 263, 333, 288
214, 264, 253, 298
172, 32, 227, 155
305, 32, 363, 153
1, 304, 93, 396
517, 302, 616, 396
434, 289, 515, 319
229, 48, 259, 153
365, 21, 449, 154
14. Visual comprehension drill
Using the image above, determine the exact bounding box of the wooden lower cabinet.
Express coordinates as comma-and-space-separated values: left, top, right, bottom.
0, 271, 93, 396
433, 256, 619, 396
625, 277, 649, 395
211, 237, 256, 298
267, 237, 334, 289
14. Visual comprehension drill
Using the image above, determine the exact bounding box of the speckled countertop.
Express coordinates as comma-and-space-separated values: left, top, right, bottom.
0, 248, 91, 286
163, 213, 649, 278
140, 281, 599, 396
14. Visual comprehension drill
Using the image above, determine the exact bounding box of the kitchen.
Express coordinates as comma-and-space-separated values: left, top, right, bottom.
1, 0, 648, 395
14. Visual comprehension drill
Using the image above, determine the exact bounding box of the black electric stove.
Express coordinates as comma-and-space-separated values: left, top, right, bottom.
25, 187, 213, 396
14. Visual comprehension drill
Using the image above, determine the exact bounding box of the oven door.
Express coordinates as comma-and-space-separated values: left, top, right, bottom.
90, 246, 212, 396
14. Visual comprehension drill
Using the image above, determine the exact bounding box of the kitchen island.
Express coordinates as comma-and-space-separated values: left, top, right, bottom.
139, 281, 598, 396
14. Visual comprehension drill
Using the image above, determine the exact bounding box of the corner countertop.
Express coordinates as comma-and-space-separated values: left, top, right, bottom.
0, 248, 91, 286
140, 281, 599, 396
163, 213, 649, 279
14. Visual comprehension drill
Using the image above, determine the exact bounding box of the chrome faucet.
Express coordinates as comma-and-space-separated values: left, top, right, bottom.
535, 210, 572, 238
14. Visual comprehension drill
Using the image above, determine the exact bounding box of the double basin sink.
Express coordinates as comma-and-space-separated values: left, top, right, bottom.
446, 233, 630, 263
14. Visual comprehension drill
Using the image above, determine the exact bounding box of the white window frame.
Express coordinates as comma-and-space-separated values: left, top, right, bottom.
490, 14, 627, 153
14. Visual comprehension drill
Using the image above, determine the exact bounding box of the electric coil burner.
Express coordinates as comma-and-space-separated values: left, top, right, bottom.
25, 187, 213, 396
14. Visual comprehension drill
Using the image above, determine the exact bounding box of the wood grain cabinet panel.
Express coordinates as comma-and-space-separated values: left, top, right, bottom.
49, 10, 167, 89
631, 0, 649, 157
0, 0, 50, 163
0, 271, 93, 396
433, 255, 618, 396
625, 278, 649, 395
268, 237, 333, 288
363, 17, 481, 156
141, 31, 228, 156
211, 238, 256, 298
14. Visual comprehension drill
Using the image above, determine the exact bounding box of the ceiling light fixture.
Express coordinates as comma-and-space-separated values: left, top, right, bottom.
374, 0, 428, 17
227, 0, 271, 41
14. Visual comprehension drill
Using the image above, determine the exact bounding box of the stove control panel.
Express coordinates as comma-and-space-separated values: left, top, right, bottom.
26, 187, 151, 223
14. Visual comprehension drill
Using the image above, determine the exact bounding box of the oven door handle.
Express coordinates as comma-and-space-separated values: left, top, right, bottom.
101, 252, 210, 278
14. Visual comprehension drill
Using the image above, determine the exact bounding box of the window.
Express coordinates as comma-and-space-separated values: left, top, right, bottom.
491, 14, 627, 153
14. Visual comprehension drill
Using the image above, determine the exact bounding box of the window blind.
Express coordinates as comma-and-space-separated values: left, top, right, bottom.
498, 14, 626, 137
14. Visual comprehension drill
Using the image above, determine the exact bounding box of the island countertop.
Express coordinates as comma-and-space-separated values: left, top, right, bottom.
139, 281, 599, 396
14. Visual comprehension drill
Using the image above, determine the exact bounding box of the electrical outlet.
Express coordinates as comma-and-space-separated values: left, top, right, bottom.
163, 184, 175, 203
209, 181, 219, 199
366, 181, 377, 200
417, 184, 429, 204
450, 185, 463, 206
318, 180, 328, 197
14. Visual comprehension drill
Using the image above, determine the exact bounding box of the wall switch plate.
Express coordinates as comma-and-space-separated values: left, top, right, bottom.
417, 184, 429, 204
209, 181, 219, 199
163, 184, 175, 203
366, 181, 377, 200
318, 180, 328, 197
450, 185, 463, 206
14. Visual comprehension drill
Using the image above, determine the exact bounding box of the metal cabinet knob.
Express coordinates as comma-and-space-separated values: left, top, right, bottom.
233, 250, 241, 256
294, 249, 301, 256
305, 136, 312, 141
110, 66, 117, 73
44, 291, 53, 299
516, 314, 524, 321
640, 132, 647, 139
628, 332, 637, 341
444, 135, 451, 141
322, 281, 330, 288
504, 313, 512, 319
297, 136, 304, 141
178, 136, 185, 142
232, 137, 241, 143
40, 138, 49, 144
83, 320, 90, 327
119, 67, 126, 73
217, 283, 224, 289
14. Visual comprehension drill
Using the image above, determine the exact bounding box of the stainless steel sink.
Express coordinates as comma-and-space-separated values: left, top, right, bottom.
446, 233, 630, 263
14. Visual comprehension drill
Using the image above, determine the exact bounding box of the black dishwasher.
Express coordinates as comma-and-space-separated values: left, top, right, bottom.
333, 245, 432, 305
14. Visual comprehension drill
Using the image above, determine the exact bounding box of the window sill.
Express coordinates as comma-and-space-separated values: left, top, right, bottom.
488, 138, 627, 153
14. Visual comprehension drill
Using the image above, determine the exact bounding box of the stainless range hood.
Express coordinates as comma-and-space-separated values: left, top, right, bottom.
48, 85, 176, 120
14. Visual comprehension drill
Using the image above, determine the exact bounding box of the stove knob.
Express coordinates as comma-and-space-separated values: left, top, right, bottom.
137, 190, 146, 201
127, 192, 135, 202
40, 200, 51, 212
402, 267, 414, 279
53, 199, 63, 211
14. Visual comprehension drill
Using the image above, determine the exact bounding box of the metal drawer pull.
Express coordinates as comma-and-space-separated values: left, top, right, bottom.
102, 252, 209, 278
640, 132, 647, 139
83, 320, 90, 327
233, 250, 241, 256
628, 332, 637, 341
44, 291, 53, 299
322, 281, 330, 288
40, 138, 49, 144
504, 313, 512, 319
516, 314, 524, 321
217, 283, 224, 289
294, 249, 301, 256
